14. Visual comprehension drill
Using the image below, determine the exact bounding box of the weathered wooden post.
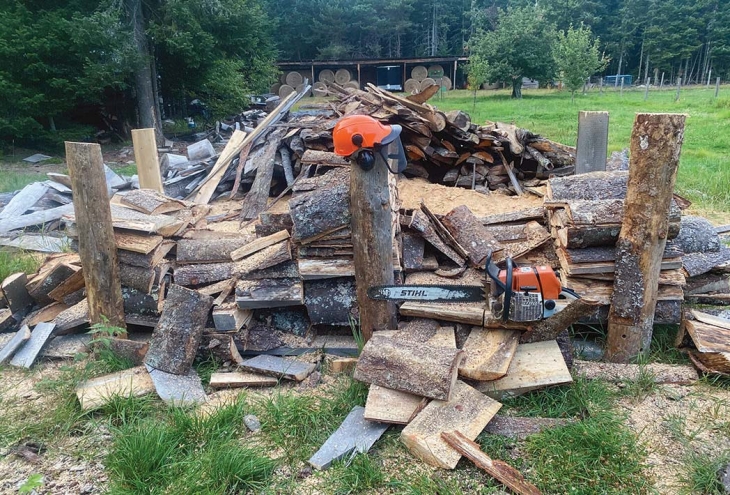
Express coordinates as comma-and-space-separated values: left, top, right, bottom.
644, 77, 651, 101
576, 111, 609, 174
350, 153, 397, 342
131, 128, 164, 193
716, 77, 721, 98
675, 77, 682, 101
605, 114, 686, 362
65, 142, 127, 335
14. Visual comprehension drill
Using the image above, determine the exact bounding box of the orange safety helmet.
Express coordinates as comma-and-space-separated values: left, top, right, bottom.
332, 115, 407, 173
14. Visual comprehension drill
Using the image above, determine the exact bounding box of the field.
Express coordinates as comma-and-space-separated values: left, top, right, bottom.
2, 86, 730, 494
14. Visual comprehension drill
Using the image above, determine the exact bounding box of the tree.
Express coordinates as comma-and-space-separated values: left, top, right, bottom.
471, 5, 557, 98
466, 54, 489, 111
555, 24, 608, 102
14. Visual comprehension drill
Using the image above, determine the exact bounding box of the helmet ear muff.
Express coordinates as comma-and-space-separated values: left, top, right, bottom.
356, 150, 375, 171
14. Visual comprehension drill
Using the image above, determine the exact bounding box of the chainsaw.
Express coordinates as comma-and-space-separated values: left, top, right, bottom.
368, 252, 579, 322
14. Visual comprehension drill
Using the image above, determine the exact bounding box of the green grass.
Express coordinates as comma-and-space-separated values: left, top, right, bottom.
0, 248, 41, 282
678, 450, 730, 495
0, 171, 46, 193
502, 375, 615, 418
435, 86, 730, 214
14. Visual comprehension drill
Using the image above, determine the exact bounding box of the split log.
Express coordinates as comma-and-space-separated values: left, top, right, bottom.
354, 334, 465, 400
682, 248, 730, 278
479, 207, 545, 226
409, 210, 465, 266
441, 205, 502, 267
53, 298, 89, 334
114, 232, 163, 254
199, 333, 244, 365
441, 431, 542, 495
606, 114, 686, 362
290, 180, 350, 244
117, 240, 174, 269
119, 264, 157, 294
0, 309, 11, 332
547, 171, 630, 201
298, 259, 354, 279
176, 236, 253, 264
208, 371, 277, 388
230, 230, 290, 261
235, 278, 303, 309
144, 285, 213, 375
235, 240, 291, 276
27, 262, 79, 305
120, 189, 187, 215
400, 381, 502, 469
520, 298, 602, 343
212, 303, 252, 332
304, 277, 356, 325
240, 128, 286, 220
2, 273, 33, 313
106, 338, 149, 366
300, 150, 350, 167
27, 302, 69, 326
459, 329, 521, 380
174, 262, 234, 286
363, 385, 428, 425
420, 202, 469, 261
239, 355, 316, 381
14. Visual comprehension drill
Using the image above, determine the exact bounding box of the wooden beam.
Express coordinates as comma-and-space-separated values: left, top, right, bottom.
131, 129, 164, 193
65, 142, 126, 334
606, 114, 686, 362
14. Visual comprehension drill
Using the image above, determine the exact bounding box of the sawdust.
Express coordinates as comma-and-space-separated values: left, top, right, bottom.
397, 177, 543, 216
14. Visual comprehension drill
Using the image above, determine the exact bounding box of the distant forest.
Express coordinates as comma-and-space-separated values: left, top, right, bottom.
264, 0, 730, 82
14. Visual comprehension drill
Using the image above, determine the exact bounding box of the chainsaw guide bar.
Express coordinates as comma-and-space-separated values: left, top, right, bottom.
367, 285, 486, 302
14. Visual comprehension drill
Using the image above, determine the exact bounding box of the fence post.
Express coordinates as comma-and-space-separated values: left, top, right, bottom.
660, 72, 665, 89
675, 77, 681, 101
620, 76, 625, 96
644, 77, 650, 101
716, 77, 721, 98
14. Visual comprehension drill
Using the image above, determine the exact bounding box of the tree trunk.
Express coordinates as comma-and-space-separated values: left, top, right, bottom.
511, 78, 522, 99
126, 0, 163, 144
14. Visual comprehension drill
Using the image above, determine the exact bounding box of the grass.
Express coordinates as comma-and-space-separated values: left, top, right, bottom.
678, 450, 730, 495
0, 248, 42, 281
502, 375, 615, 418
435, 86, 730, 215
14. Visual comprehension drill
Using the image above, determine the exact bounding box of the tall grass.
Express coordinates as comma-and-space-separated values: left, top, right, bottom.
435, 87, 730, 213
0, 249, 41, 284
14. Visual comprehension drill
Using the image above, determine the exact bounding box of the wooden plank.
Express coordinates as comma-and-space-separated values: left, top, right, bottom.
235, 240, 292, 276
230, 230, 290, 261
9, 322, 56, 368
691, 310, 730, 332
191, 130, 247, 204
27, 262, 78, 305
300, 149, 350, 166
144, 285, 213, 375
53, 298, 90, 334
684, 319, 730, 353
363, 385, 427, 425
441, 431, 542, 495
401, 381, 502, 469
0, 325, 32, 364
298, 259, 354, 280
131, 129, 164, 193
117, 240, 174, 269
459, 329, 521, 381
240, 128, 286, 220
209, 371, 278, 388
354, 334, 465, 401
290, 179, 350, 244
573, 360, 698, 384
235, 278, 303, 309
330, 357, 358, 374
2, 272, 33, 313
114, 232, 163, 254
0, 182, 48, 220
47, 269, 85, 302
308, 406, 390, 470
75, 366, 156, 411
474, 341, 572, 400
0, 234, 68, 253
27, 302, 69, 326
0, 204, 74, 233
239, 355, 316, 381
120, 189, 186, 215
479, 207, 545, 226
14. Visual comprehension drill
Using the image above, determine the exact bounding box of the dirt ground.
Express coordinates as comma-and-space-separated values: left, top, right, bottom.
2, 359, 730, 495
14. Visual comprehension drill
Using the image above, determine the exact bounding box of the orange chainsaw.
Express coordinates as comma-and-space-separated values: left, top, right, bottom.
368, 253, 579, 322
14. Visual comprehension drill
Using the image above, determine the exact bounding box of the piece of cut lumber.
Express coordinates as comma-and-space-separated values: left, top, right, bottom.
199, 333, 244, 365
41, 333, 91, 359
114, 232, 163, 254
231, 230, 290, 261
27, 302, 69, 326
308, 405, 390, 470
408, 210, 465, 267
683, 319, 730, 353
330, 357, 358, 374
212, 303, 252, 332
120, 189, 186, 215
480, 207, 545, 226
53, 298, 89, 334
75, 366, 156, 411
290, 180, 350, 243
354, 334, 465, 400
441, 205, 502, 268
474, 341, 572, 399
144, 285, 213, 375
47, 269, 85, 303
0, 182, 48, 220
689, 351, 730, 375
691, 310, 730, 332
9, 322, 56, 368
0, 204, 74, 234
401, 381, 502, 469
131, 129, 164, 193
547, 171, 629, 201
0, 308, 12, 332
364, 385, 428, 425
298, 259, 354, 280
191, 130, 247, 204
146, 365, 207, 406
117, 240, 174, 269
209, 371, 277, 389
459, 329, 521, 381
573, 360, 698, 384
441, 430, 542, 494
26, 262, 78, 305
239, 355, 316, 381
0, 325, 32, 364
300, 149, 350, 167
240, 128, 286, 220
198, 278, 238, 297
235, 278, 303, 309
65, 204, 183, 237
304, 277, 357, 326
520, 298, 602, 344
235, 240, 292, 276
120, 264, 156, 294
682, 248, 730, 278
2, 273, 33, 313
402, 233, 425, 272
174, 262, 234, 286
484, 416, 575, 440
420, 202, 469, 261
396, 318, 441, 342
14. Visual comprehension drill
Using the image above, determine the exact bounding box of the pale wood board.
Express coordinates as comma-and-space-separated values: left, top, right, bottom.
75, 366, 155, 410
459, 329, 521, 381
231, 230, 290, 260
364, 385, 428, 425
209, 372, 278, 388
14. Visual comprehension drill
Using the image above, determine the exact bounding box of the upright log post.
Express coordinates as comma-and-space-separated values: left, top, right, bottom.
131, 128, 164, 193
65, 142, 127, 336
605, 114, 686, 362
350, 154, 396, 342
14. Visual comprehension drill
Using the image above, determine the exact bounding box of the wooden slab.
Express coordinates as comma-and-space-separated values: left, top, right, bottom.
364, 385, 428, 425
114, 232, 163, 254
682, 319, 730, 353
75, 366, 156, 411
9, 323, 56, 368
330, 357, 359, 374
176, 236, 253, 264
239, 355, 316, 381
0, 182, 48, 220
459, 329, 521, 381
573, 360, 698, 384
53, 298, 89, 334
120, 189, 188, 215
146, 365, 207, 406
691, 310, 730, 332
473, 341, 572, 400
231, 230, 291, 261
209, 371, 278, 388
0, 308, 12, 332
400, 380, 502, 469
0, 325, 31, 364
2, 272, 33, 313
298, 259, 355, 280
235, 278, 303, 309
308, 405, 389, 470
40, 333, 91, 359
212, 303, 253, 332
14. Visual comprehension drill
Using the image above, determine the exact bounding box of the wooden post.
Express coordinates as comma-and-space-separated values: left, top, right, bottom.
131, 129, 163, 193
65, 142, 126, 335
716, 77, 721, 98
675, 77, 681, 101
350, 153, 396, 341
644, 77, 650, 100
707, 69, 712, 87
620, 76, 624, 96
660, 72, 665, 89
357, 63, 361, 85
599, 77, 603, 95
605, 114, 686, 362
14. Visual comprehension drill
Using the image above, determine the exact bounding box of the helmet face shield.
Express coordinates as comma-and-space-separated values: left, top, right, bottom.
379, 124, 407, 173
